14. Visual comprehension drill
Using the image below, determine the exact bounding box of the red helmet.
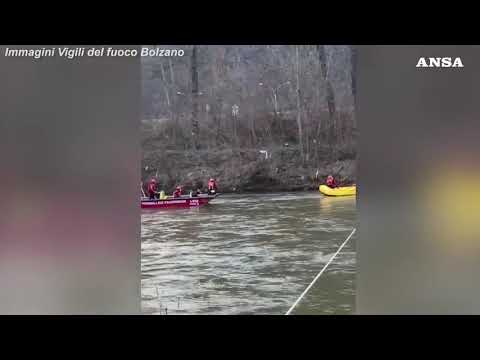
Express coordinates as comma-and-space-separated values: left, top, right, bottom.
327, 175, 333, 180
150, 178, 157, 183
209, 178, 215, 181
176, 186, 181, 190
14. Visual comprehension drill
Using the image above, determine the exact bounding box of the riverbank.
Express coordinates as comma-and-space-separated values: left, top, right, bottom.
142, 145, 356, 193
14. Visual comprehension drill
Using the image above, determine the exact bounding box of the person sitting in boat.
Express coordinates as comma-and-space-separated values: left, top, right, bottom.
207, 178, 218, 195
190, 188, 202, 197
147, 178, 159, 199
326, 175, 337, 189
173, 186, 182, 198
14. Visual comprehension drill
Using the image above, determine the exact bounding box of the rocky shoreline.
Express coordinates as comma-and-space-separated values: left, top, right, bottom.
142, 146, 356, 194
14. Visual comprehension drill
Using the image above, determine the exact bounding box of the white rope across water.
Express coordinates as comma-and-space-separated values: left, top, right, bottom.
285, 227, 356, 315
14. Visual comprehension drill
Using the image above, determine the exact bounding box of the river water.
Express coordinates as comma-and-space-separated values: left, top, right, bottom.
141, 192, 356, 315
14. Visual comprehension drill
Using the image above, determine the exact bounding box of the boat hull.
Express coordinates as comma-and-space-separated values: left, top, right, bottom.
141, 195, 217, 209
319, 185, 356, 196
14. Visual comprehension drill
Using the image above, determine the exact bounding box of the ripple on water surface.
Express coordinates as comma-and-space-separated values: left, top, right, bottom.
142, 192, 356, 315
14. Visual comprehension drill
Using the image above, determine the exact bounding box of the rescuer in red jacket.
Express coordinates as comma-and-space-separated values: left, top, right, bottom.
147, 178, 159, 199
326, 175, 337, 188
207, 178, 218, 194
173, 186, 182, 198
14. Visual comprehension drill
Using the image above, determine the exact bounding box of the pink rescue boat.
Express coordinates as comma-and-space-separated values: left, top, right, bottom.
141, 193, 219, 209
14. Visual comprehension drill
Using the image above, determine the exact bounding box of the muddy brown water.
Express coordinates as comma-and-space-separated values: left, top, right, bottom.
141, 192, 356, 315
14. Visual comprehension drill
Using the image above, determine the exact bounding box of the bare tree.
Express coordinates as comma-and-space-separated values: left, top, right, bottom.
143, 45, 354, 163
168, 58, 175, 85
191, 45, 199, 149
350, 45, 357, 140
350, 46, 357, 110
317, 45, 336, 144
295, 45, 304, 161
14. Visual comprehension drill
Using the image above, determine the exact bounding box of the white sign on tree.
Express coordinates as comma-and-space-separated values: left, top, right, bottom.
232, 104, 239, 117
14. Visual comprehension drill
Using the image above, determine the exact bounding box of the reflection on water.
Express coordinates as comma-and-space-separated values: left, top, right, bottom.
142, 192, 356, 315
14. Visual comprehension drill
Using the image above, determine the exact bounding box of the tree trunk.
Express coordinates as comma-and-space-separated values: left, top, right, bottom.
160, 64, 170, 107
168, 58, 175, 85
350, 45, 357, 139
191, 45, 199, 150
160, 63, 174, 142
232, 113, 236, 147
249, 98, 257, 146
273, 91, 278, 116
295, 46, 304, 162
350, 46, 357, 111
317, 45, 336, 146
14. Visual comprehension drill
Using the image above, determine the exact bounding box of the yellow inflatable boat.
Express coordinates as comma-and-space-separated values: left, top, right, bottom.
319, 184, 356, 196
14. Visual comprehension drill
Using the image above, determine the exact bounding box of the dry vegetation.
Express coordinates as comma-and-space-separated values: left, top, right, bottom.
142, 45, 357, 192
